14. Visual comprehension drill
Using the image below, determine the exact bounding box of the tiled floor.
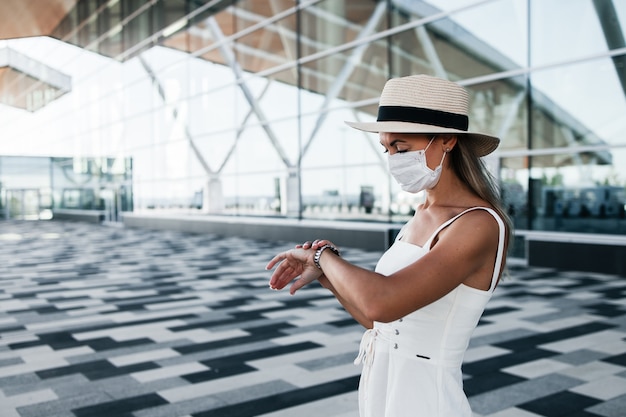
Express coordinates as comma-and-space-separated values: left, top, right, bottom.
0, 219, 625, 417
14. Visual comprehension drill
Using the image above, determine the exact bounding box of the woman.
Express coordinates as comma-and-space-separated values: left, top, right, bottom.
266, 74, 511, 417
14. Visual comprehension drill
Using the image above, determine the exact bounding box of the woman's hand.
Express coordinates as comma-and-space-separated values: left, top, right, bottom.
266, 247, 321, 295
296, 239, 336, 251
266, 239, 338, 295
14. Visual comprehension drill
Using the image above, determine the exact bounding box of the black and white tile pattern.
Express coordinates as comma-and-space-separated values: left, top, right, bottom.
0, 220, 624, 417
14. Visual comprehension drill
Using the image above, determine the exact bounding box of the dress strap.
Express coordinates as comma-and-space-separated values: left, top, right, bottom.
422, 207, 505, 292
394, 222, 410, 242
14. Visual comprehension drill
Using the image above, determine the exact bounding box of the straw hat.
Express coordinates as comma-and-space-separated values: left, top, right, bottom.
345, 74, 500, 157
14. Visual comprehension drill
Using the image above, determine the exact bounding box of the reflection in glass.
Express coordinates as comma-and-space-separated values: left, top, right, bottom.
390, 0, 527, 78
530, 56, 626, 149
301, 165, 390, 221
0, 156, 132, 220
466, 76, 529, 153
300, 0, 388, 101
501, 156, 529, 230
530, 0, 620, 66
503, 149, 626, 235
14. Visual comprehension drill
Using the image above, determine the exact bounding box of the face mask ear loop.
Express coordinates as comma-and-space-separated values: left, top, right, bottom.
424, 136, 445, 170
423, 135, 436, 152
437, 149, 447, 167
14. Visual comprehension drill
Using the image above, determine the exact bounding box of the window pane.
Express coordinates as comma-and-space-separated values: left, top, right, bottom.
501, 156, 530, 230
466, 75, 529, 152
531, 0, 623, 66
300, 108, 390, 221
531, 56, 626, 149
528, 149, 626, 233
390, 0, 528, 78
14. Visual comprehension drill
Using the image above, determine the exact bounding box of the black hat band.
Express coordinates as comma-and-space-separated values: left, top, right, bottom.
377, 106, 469, 131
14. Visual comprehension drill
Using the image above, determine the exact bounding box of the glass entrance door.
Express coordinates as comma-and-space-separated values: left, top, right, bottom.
100, 188, 117, 223
6, 189, 42, 220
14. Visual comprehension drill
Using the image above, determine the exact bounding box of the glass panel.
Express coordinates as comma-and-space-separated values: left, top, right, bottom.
241, 69, 301, 165
300, 107, 390, 221
501, 156, 530, 230
98, 0, 124, 58
301, 0, 387, 51
181, 1, 298, 83
466, 75, 529, 152
221, 171, 284, 216
439, 0, 528, 67
49, 157, 133, 211
76, 1, 101, 50
5, 189, 48, 220
235, 10, 298, 85
239, 0, 295, 21
0, 156, 51, 189
531, 0, 622, 66
300, 42, 387, 128
140, 178, 189, 209
528, 149, 626, 234
419, 0, 490, 12
132, 148, 158, 210
300, 4, 388, 100
301, 165, 389, 220
391, 0, 528, 78
530, 55, 626, 149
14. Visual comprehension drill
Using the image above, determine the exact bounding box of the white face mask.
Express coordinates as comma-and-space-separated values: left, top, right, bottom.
387, 137, 446, 193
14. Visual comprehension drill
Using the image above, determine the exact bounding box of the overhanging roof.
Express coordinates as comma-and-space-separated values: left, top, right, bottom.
0, 47, 72, 111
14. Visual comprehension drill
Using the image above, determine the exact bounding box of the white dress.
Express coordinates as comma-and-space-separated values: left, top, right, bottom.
354, 207, 505, 417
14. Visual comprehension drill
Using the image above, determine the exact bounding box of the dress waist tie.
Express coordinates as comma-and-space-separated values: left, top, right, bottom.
354, 328, 378, 400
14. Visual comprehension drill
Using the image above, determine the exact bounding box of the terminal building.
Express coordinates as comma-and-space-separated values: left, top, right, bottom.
0, 0, 625, 275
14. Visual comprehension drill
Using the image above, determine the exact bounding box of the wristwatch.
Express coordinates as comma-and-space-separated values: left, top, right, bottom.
314, 244, 340, 270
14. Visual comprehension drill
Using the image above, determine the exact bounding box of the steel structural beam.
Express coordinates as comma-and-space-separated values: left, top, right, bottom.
206, 16, 292, 168
593, 0, 626, 97
138, 55, 214, 176
301, 0, 387, 159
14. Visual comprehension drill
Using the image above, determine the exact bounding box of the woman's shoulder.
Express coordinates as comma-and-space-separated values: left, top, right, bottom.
454, 204, 502, 224
445, 207, 502, 244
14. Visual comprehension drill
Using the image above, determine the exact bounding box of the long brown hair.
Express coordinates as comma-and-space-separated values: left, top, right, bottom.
449, 136, 513, 247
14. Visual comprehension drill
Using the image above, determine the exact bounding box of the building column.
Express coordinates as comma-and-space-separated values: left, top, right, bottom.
283, 167, 300, 217
204, 176, 224, 214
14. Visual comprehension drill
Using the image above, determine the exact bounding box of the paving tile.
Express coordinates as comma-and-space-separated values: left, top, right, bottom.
468, 374, 583, 415
569, 375, 626, 400
476, 408, 544, 417
503, 358, 572, 379
558, 361, 626, 382
0, 219, 624, 417
517, 390, 601, 416
586, 394, 626, 417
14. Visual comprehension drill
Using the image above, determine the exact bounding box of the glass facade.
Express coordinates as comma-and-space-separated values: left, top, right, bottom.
1, 0, 625, 241
0, 156, 133, 220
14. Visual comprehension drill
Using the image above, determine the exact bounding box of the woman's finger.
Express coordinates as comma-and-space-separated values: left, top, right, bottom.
289, 277, 310, 295
269, 257, 301, 289
265, 252, 287, 270
311, 239, 328, 249
270, 269, 298, 290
